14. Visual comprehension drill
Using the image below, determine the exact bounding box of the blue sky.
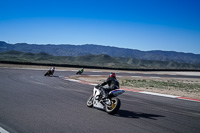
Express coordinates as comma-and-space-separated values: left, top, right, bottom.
0, 0, 200, 54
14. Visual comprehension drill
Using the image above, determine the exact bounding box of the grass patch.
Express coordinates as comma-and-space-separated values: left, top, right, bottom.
120, 78, 200, 93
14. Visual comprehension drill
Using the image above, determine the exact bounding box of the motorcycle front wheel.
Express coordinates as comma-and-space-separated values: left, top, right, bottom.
106, 98, 121, 115
44, 72, 48, 76
87, 95, 94, 107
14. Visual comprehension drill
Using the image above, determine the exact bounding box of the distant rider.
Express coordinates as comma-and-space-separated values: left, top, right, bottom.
98, 72, 119, 99
80, 68, 84, 73
77, 68, 84, 74
50, 67, 55, 74
50, 67, 55, 72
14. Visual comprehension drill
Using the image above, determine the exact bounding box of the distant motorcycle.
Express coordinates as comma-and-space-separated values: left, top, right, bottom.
87, 85, 125, 115
44, 69, 54, 76
76, 68, 84, 75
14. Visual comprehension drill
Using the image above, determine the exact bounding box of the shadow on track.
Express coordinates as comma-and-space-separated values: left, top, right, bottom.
47, 75, 60, 77
115, 110, 165, 120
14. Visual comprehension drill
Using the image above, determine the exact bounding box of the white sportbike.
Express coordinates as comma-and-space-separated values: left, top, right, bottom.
87, 85, 125, 115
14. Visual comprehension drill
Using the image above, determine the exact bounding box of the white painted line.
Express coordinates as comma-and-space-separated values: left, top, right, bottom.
168, 74, 177, 75
0, 127, 9, 133
89, 83, 98, 86
92, 71, 101, 72
149, 77, 160, 78
131, 76, 142, 78
70, 70, 78, 72
140, 91, 179, 98
127, 72, 136, 73
64, 79, 81, 82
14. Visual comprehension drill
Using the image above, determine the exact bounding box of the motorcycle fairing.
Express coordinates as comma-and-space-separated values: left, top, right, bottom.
92, 87, 105, 109
93, 99, 105, 109
109, 89, 125, 97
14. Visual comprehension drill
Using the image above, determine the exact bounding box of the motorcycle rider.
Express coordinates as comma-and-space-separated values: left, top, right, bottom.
50, 67, 55, 73
49, 67, 55, 75
98, 72, 119, 99
50, 67, 55, 72
77, 67, 84, 74
80, 68, 84, 74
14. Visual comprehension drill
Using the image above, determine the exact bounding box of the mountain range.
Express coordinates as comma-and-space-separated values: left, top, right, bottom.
0, 41, 200, 65
1, 50, 199, 70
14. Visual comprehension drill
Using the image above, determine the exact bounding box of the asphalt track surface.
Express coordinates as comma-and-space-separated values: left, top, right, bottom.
0, 68, 200, 133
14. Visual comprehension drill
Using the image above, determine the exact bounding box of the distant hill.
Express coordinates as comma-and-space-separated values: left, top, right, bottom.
0, 50, 199, 70
0, 41, 200, 65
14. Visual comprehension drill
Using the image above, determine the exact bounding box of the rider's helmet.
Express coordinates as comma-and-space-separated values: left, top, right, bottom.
109, 72, 116, 78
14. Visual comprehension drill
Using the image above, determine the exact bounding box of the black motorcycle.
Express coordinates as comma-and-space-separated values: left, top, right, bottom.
76, 68, 84, 75
44, 70, 54, 76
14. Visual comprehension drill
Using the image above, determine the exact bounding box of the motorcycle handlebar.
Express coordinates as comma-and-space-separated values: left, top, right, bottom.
95, 84, 103, 89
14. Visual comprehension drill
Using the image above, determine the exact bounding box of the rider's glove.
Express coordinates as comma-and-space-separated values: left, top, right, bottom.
95, 85, 99, 88
95, 84, 101, 88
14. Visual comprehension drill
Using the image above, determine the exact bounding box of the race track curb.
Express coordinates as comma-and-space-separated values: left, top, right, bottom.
64, 77, 200, 103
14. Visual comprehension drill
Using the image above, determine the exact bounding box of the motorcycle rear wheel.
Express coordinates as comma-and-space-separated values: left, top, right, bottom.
87, 95, 94, 107
106, 98, 121, 115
